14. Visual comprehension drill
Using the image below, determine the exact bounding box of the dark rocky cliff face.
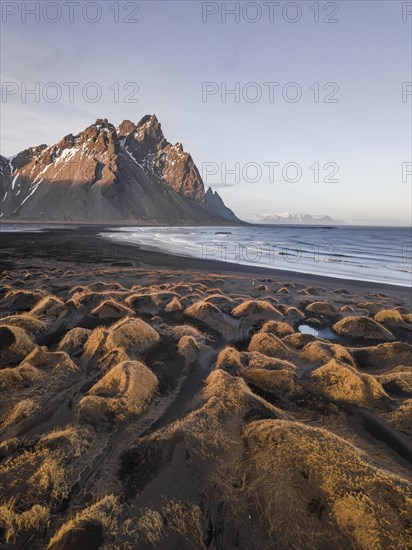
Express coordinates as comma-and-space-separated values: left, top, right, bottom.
0, 115, 240, 224
205, 187, 239, 222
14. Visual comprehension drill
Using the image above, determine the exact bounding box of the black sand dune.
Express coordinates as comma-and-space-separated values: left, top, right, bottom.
0, 229, 411, 549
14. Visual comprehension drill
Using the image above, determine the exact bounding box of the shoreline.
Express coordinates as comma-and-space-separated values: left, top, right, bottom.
103, 233, 412, 290
1, 227, 410, 301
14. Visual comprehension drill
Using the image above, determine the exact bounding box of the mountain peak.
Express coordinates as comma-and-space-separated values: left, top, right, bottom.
91, 118, 117, 133
135, 114, 164, 143
126, 113, 167, 161
137, 114, 159, 127
0, 114, 240, 224
117, 119, 136, 137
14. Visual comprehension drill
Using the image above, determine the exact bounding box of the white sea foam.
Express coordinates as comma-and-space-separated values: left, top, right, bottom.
103, 225, 412, 287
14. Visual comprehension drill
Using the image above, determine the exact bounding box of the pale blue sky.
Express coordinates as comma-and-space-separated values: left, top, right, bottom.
1, 0, 411, 224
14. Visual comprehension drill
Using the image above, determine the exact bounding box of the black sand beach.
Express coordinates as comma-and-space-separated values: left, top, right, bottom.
1, 227, 410, 300
0, 227, 411, 549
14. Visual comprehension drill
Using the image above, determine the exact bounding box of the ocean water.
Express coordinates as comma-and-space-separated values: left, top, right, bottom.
103, 225, 412, 287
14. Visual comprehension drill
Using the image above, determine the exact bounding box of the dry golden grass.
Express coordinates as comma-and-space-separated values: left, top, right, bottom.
67, 288, 93, 307
341, 304, 356, 313
216, 346, 243, 371
202, 369, 250, 412
260, 320, 294, 338
276, 286, 289, 295
184, 300, 237, 337
123, 500, 206, 548
177, 335, 200, 363
204, 293, 236, 312
31, 455, 70, 501
97, 347, 130, 372
170, 283, 194, 294
248, 332, 292, 360
332, 316, 395, 342
178, 292, 200, 307
374, 309, 404, 326
147, 370, 284, 465
164, 296, 183, 312
388, 399, 412, 435
0, 444, 77, 511
282, 332, 316, 349
243, 419, 412, 550
20, 346, 78, 375
311, 359, 387, 406
1, 398, 40, 431
0, 362, 44, 390
171, 324, 203, 341
298, 288, 312, 296
0, 499, 50, 544
189, 370, 285, 456
300, 341, 355, 367
3, 269, 410, 548
245, 351, 296, 371
78, 360, 158, 424
69, 289, 127, 310
47, 494, 120, 549
353, 342, 412, 371
306, 301, 339, 317
377, 369, 412, 396
39, 426, 91, 457
0, 314, 46, 335
57, 327, 91, 356
29, 295, 66, 319
90, 299, 134, 319
231, 300, 281, 319
358, 301, 384, 315
125, 291, 178, 314
82, 326, 109, 362
185, 300, 221, 321
124, 508, 164, 546
278, 305, 305, 324
88, 281, 125, 292
2, 289, 47, 311
305, 285, 325, 295
0, 425, 89, 544
117, 371, 275, 550
241, 368, 301, 397
68, 285, 88, 296
0, 368, 24, 389
0, 324, 35, 366
104, 317, 160, 358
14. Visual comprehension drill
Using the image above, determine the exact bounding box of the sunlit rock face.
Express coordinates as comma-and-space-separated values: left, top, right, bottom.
0, 114, 239, 224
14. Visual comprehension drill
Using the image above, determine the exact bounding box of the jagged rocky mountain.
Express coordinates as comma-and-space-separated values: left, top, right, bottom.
0, 115, 239, 224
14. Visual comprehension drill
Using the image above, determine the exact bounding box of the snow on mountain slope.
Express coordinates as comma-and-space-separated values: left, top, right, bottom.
245, 212, 345, 225
0, 115, 240, 224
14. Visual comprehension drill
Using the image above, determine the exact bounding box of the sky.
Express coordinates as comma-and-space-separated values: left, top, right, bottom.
1, 0, 411, 225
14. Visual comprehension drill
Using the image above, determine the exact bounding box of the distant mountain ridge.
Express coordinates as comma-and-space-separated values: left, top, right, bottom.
0, 115, 239, 224
246, 212, 345, 225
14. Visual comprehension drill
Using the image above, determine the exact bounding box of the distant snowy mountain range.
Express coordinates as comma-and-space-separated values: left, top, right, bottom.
245, 212, 345, 225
